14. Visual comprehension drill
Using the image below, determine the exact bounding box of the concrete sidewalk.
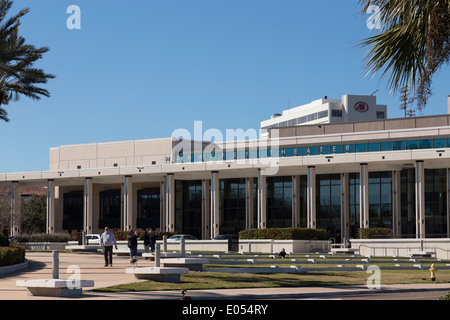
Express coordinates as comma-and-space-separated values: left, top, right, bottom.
1, 251, 450, 300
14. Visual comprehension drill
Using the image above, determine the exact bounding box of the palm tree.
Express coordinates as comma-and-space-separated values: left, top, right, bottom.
358, 0, 449, 111
0, 0, 54, 122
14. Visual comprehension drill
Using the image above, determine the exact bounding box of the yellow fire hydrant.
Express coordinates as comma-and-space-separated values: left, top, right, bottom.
429, 264, 436, 282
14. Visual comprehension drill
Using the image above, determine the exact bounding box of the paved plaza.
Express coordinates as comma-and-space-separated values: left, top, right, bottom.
1, 251, 450, 300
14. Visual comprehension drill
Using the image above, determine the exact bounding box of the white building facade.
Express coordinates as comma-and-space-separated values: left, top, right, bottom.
260, 94, 387, 138
3, 101, 450, 246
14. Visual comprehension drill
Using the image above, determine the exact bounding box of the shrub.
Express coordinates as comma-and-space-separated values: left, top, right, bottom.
112, 230, 176, 241
357, 228, 392, 239
0, 244, 25, 266
238, 228, 329, 240
0, 233, 9, 247
15, 233, 74, 243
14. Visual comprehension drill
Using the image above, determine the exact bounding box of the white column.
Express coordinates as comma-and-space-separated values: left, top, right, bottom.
392, 170, 401, 238
123, 176, 133, 231
292, 175, 300, 228
360, 163, 369, 229
202, 179, 210, 240
10, 181, 20, 237
447, 169, 450, 238
341, 173, 349, 245
47, 180, 55, 234
210, 171, 219, 239
83, 178, 93, 233
166, 174, 175, 232
160, 180, 165, 232
245, 177, 254, 229
415, 160, 425, 239
257, 169, 267, 229
307, 166, 316, 229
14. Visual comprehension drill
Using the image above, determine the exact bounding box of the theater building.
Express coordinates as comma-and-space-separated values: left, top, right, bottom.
3, 97, 450, 244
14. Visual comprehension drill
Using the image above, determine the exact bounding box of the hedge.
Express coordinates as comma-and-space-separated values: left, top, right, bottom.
239, 228, 329, 240
16, 233, 75, 243
0, 233, 9, 247
0, 244, 25, 267
357, 228, 392, 239
113, 230, 176, 241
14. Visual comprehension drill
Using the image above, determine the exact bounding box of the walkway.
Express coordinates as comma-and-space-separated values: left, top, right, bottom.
1, 251, 450, 300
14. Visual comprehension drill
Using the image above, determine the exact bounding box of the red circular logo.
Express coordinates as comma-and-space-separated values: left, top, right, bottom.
354, 102, 369, 113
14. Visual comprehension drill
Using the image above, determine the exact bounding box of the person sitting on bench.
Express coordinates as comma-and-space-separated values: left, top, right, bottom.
278, 248, 286, 258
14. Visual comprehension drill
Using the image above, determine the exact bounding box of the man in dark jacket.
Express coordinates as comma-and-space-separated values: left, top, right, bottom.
127, 230, 138, 266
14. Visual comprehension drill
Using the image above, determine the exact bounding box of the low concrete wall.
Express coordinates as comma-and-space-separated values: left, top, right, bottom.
238, 239, 330, 254
19, 242, 69, 251
350, 238, 450, 259
60, 239, 331, 254
0, 259, 29, 276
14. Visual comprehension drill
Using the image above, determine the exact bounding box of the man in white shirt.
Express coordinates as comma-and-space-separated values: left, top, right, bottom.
100, 227, 118, 267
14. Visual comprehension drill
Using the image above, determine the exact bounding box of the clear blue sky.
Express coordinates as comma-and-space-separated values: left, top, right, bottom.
1, 0, 449, 173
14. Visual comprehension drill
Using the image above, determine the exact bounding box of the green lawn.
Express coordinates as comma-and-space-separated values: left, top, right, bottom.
92, 269, 450, 293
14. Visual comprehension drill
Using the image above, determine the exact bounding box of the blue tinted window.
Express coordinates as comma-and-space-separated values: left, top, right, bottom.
237, 150, 246, 159
343, 144, 355, 153
433, 139, 446, 148
419, 140, 432, 149
380, 142, 393, 151
407, 140, 419, 150
259, 149, 269, 158
296, 147, 307, 156
306, 146, 318, 156
330, 145, 342, 154
368, 142, 380, 152
249, 149, 258, 159
283, 148, 295, 157
393, 141, 406, 150
319, 145, 330, 155
356, 143, 367, 153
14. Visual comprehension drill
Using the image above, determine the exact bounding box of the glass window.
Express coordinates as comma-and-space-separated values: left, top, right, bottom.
356, 143, 368, 153
266, 176, 292, 228
137, 188, 160, 229
318, 110, 328, 119
319, 145, 330, 155
393, 141, 406, 150
380, 142, 393, 151
249, 149, 258, 159
306, 146, 318, 156
343, 144, 355, 153
296, 147, 307, 156
368, 142, 380, 152
419, 139, 433, 149
407, 140, 419, 150
433, 139, 446, 149
331, 109, 342, 117
331, 145, 342, 154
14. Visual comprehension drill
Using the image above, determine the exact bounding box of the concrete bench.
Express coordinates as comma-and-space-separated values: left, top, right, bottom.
65, 244, 100, 252
125, 267, 189, 283
161, 258, 210, 271
406, 251, 435, 259
16, 279, 94, 298
329, 248, 359, 255
142, 252, 183, 260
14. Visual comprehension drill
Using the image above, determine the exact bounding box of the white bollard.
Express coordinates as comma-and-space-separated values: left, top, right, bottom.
163, 235, 167, 252
155, 244, 160, 268
52, 250, 59, 279
181, 238, 186, 257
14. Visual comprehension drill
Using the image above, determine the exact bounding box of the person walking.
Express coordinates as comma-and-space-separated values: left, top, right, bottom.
149, 230, 157, 253
127, 229, 139, 267
143, 228, 150, 258
100, 227, 118, 267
